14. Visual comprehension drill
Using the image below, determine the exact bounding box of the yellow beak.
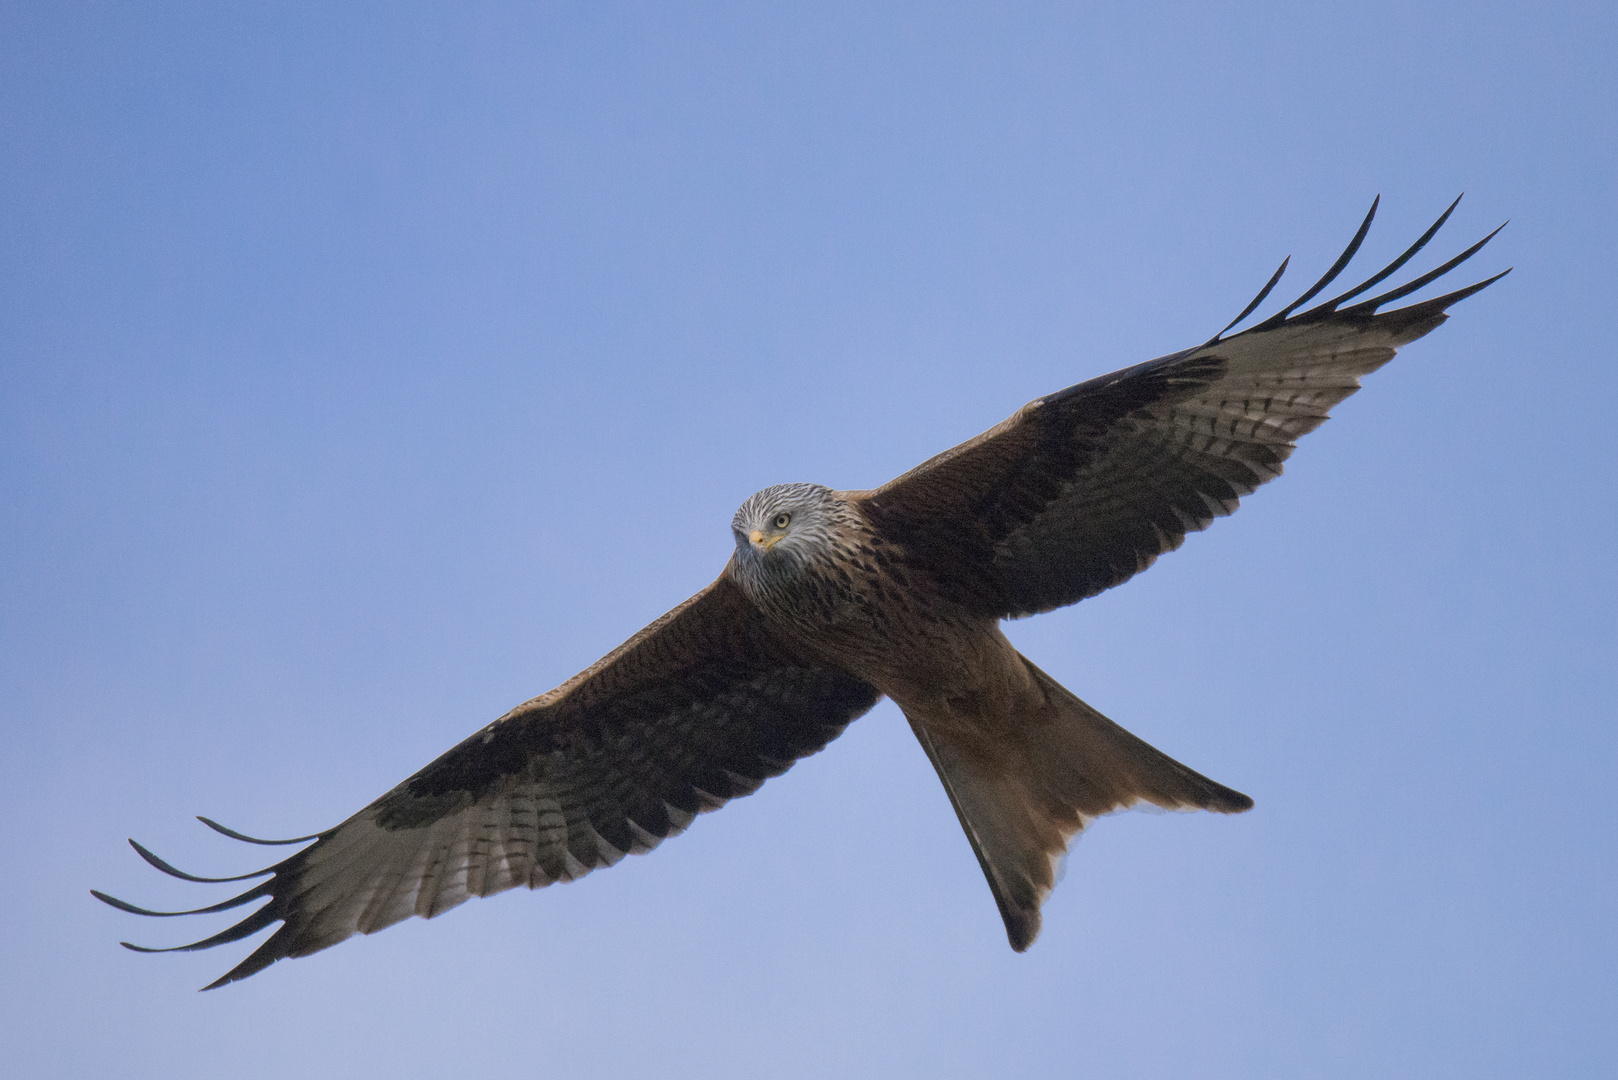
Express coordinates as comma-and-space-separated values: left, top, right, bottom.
749, 529, 782, 550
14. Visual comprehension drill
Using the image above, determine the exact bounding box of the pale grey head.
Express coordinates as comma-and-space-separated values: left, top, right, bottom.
729, 483, 855, 602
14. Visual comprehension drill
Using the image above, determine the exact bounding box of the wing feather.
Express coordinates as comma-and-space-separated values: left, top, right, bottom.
98, 575, 880, 988
860, 200, 1507, 618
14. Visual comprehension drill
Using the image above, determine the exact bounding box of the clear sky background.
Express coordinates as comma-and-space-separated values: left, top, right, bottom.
3, 3, 1613, 1077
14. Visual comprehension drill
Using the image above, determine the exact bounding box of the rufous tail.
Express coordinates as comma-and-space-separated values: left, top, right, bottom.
904, 653, 1251, 951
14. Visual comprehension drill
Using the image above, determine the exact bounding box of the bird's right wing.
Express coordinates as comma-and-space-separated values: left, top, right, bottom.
95, 573, 881, 988
859, 198, 1507, 619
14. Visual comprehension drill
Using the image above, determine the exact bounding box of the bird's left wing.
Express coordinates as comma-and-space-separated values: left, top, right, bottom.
858, 198, 1507, 619
95, 574, 880, 988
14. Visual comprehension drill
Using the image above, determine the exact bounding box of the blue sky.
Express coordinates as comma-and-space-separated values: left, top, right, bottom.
3, 2, 1613, 1077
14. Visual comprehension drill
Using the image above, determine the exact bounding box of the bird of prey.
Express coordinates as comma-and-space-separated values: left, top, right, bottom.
97, 198, 1506, 989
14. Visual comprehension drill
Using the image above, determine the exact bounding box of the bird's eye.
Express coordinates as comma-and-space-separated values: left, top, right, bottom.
773, 513, 791, 529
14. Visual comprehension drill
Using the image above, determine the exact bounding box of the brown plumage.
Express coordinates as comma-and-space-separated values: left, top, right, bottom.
96, 198, 1507, 987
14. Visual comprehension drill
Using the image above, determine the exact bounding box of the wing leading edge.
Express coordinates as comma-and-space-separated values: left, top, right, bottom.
96, 577, 880, 988
862, 196, 1507, 618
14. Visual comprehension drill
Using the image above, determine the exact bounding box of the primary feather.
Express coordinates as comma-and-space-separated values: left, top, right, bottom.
98, 198, 1505, 986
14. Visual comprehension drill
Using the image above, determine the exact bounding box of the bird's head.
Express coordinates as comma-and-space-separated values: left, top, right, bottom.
730, 483, 842, 594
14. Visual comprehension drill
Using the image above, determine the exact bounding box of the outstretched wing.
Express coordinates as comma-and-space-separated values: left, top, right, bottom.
859, 197, 1508, 619
95, 574, 881, 988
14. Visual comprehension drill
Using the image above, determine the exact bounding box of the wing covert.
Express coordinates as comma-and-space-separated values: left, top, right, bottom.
860, 199, 1507, 618
96, 575, 880, 988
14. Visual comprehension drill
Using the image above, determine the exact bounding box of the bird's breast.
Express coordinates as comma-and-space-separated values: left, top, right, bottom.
754, 536, 1001, 693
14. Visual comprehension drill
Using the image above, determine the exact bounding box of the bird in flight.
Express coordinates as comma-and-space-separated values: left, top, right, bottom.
97, 198, 1506, 989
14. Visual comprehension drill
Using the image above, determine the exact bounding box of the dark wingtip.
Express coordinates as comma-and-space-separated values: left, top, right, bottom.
93, 889, 149, 916
200, 925, 297, 990
1206, 255, 1290, 345
1431, 264, 1513, 307
201, 968, 252, 992
90, 878, 272, 918
1249, 196, 1381, 332
1222, 790, 1256, 814
1340, 219, 1508, 317
197, 816, 321, 846
106, 815, 323, 988
1373, 266, 1512, 337
1215, 197, 1505, 340
1296, 194, 1466, 320
200, 969, 239, 992
106, 898, 282, 960
128, 838, 273, 884
1004, 909, 1040, 952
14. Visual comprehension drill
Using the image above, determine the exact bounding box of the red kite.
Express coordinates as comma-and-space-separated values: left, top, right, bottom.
97, 198, 1506, 988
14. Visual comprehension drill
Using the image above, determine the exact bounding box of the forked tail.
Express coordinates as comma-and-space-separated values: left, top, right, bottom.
904, 654, 1251, 951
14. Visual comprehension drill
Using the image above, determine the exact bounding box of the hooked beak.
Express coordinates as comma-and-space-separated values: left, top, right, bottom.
749, 529, 782, 551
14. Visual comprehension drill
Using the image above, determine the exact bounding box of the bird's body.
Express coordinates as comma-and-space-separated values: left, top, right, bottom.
728, 481, 1255, 945
731, 485, 985, 701
98, 198, 1507, 987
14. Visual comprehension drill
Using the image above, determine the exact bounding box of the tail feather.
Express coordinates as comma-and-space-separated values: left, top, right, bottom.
905, 654, 1250, 951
